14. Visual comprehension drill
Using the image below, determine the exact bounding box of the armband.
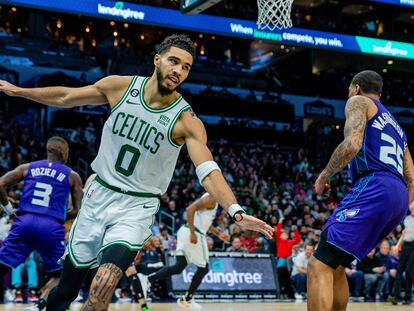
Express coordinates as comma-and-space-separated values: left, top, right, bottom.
195, 161, 221, 184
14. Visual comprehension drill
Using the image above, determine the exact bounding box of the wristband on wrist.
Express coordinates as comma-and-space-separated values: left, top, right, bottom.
228, 204, 245, 221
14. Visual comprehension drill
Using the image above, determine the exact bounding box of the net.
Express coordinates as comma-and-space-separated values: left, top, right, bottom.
257, 0, 294, 31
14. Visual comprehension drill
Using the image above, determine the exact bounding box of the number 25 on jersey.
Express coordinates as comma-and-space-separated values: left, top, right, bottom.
379, 133, 404, 175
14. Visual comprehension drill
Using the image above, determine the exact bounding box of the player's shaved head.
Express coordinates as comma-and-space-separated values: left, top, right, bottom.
158, 34, 195, 60
351, 70, 383, 95
47, 136, 69, 163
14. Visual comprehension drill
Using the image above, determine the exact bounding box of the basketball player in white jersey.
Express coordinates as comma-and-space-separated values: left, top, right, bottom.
143, 193, 228, 310
0, 34, 274, 310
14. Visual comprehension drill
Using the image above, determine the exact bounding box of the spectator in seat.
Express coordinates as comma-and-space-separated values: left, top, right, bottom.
375, 240, 393, 299
345, 260, 364, 301
206, 236, 214, 251
226, 237, 247, 253
357, 249, 387, 300
291, 242, 315, 299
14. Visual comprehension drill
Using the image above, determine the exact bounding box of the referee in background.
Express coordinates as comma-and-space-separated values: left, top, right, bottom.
390, 202, 414, 305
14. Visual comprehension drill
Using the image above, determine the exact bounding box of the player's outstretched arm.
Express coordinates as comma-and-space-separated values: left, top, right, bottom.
67, 171, 84, 219
315, 96, 368, 195
0, 164, 29, 214
403, 147, 414, 204
178, 110, 274, 239
0, 75, 129, 109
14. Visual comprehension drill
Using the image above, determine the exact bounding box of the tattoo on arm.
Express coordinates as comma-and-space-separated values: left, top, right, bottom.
185, 107, 196, 118
81, 263, 123, 311
323, 96, 368, 177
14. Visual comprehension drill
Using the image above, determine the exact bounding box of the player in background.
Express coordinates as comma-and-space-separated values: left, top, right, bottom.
389, 201, 414, 305
124, 238, 154, 311
143, 193, 229, 310
0, 136, 83, 310
309, 70, 414, 311
0, 34, 273, 310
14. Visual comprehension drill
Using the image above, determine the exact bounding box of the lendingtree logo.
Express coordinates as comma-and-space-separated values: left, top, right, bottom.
211, 259, 223, 272
97, 1, 145, 20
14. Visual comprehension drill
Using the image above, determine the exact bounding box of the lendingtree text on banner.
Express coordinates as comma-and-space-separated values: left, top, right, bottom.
2, 0, 414, 60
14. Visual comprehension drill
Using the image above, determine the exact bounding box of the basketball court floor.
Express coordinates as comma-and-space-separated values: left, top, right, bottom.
0, 302, 411, 310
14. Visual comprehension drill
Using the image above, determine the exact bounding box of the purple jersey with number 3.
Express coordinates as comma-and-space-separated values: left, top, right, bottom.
349, 97, 407, 183
18, 160, 71, 222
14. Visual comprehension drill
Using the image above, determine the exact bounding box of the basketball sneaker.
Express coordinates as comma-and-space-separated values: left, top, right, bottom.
294, 293, 304, 300
28, 290, 39, 302
388, 296, 398, 305
74, 291, 84, 302
14, 290, 23, 303
23, 298, 47, 311
177, 296, 202, 310
4, 288, 15, 303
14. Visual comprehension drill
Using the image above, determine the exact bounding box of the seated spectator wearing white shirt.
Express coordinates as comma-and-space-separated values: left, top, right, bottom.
291, 242, 315, 299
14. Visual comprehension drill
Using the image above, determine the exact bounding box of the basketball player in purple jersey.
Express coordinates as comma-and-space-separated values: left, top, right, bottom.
0, 136, 83, 309
308, 70, 414, 311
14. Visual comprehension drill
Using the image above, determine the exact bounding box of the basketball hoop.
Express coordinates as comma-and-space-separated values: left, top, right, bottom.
257, 0, 294, 31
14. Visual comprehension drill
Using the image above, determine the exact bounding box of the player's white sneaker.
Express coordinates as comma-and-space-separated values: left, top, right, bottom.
177, 296, 202, 310
74, 291, 84, 302
23, 306, 40, 311
138, 273, 151, 299
295, 293, 304, 300
3, 288, 15, 303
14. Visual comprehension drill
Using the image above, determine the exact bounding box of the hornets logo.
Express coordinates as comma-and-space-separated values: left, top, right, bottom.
336, 209, 360, 222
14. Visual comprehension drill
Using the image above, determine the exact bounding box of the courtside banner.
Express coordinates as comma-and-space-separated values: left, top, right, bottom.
167, 255, 278, 291
370, 0, 414, 8
2, 0, 414, 59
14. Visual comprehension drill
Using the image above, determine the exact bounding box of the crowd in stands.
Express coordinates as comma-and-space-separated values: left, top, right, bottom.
0, 113, 412, 304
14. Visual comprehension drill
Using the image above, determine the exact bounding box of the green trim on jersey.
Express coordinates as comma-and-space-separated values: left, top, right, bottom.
95, 175, 160, 198
184, 223, 205, 235
167, 105, 191, 148
111, 75, 138, 113
99, 240, 142, 252
139, 77, 184, 113
98, 234, 153, 256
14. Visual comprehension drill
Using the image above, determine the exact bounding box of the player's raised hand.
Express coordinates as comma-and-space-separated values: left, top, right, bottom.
0, 80, 20, 97
314, 172, 331, 196
236, 214, 274, 240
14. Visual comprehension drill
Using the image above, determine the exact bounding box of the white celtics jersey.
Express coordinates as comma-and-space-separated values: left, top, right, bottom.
194, 193, 218, 234
91, 76, 191, 194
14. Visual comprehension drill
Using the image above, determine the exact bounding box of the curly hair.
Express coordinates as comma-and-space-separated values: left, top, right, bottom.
158, 34, 196, 59
351, 70, 383, 95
